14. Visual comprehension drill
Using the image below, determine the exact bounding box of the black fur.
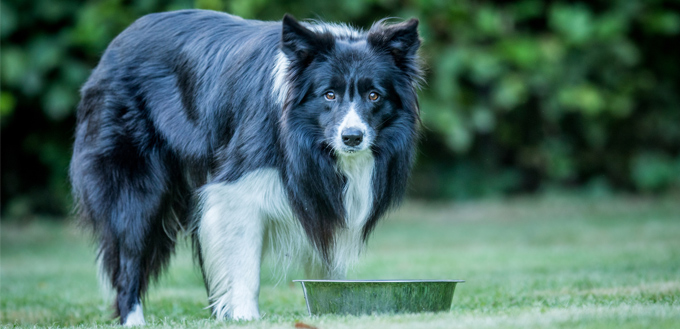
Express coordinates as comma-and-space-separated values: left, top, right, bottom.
70, 10, 421, 323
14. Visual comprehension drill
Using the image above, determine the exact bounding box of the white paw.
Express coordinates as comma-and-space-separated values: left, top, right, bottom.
231, 304, 260, 321
123, 304, 146, 326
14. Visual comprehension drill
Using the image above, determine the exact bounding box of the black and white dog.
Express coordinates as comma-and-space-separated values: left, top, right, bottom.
70, 10, 421, 325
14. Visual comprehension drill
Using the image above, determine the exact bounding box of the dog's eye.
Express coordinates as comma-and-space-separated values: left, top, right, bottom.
324, 91, 336, 101
368, 92, 380, 101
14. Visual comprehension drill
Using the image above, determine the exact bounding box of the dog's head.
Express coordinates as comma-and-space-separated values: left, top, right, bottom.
278, 14, 422, 158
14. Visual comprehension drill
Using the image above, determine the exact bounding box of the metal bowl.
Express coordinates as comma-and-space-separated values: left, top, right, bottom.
293, 279, 464, 316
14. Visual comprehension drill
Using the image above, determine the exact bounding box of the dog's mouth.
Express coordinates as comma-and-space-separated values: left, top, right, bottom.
330, 136, 372, 156
325, 137, 372, 157
335, 145, 371, 157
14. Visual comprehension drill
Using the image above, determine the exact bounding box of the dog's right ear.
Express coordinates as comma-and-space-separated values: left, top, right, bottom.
281, 14, 333, 64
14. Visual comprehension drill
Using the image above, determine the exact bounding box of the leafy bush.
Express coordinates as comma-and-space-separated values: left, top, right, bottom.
412, 0, 680, 198
2, 0, 679, 216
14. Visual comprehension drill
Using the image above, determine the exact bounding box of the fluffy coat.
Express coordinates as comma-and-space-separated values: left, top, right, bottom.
70, 10, 422, 325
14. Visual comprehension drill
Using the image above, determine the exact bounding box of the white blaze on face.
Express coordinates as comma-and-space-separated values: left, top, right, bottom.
336, 104, 370, 151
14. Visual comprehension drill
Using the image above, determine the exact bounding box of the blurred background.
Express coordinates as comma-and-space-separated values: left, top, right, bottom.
2, 0, 680, 219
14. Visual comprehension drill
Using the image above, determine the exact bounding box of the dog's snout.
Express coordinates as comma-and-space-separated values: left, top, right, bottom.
341, 128, 364, 147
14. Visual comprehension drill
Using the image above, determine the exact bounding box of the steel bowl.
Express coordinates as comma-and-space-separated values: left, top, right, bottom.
293, 279, 464, 316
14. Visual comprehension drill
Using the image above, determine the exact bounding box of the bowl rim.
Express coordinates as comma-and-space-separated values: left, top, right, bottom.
293, 279, 465, 316
292, 279, 465, 283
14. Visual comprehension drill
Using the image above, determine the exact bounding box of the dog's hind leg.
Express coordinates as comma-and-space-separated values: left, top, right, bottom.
114, 179, 181, 326
84, 149, 180, 326
197, 171, 274, 321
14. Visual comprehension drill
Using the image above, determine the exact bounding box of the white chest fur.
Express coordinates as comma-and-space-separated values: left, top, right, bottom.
331, 152, 375, 274
197, 154, 375, 319
338, 152, 375, 227
261, 151, 375, 277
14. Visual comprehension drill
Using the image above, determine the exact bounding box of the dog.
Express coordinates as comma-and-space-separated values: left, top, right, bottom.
69, 9, 422, 325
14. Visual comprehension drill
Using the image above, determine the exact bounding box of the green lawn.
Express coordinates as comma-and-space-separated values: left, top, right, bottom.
2, 195, 679, 328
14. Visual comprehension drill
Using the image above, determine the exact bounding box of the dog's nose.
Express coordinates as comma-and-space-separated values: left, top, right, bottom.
341, 128, 364, 147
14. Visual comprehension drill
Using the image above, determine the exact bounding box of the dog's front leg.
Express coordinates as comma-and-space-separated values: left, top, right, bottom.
198, 183, 264, 321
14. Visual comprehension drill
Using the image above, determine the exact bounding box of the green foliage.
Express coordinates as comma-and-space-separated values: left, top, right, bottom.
2, 0, 679, 214
413, 0, 680, 198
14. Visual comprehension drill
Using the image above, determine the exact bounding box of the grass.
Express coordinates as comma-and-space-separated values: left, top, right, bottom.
2, 195, 679, 328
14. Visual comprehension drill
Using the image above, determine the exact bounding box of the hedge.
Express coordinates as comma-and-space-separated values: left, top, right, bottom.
2, 0, 679, 216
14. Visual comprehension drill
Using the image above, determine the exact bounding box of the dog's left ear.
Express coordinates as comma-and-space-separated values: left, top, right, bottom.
368, 18, 420, 65
281, 14, 333, 64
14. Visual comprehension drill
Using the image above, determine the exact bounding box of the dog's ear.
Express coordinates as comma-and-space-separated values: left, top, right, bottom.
281, 14, 333, 64
368, 18, 420, 65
